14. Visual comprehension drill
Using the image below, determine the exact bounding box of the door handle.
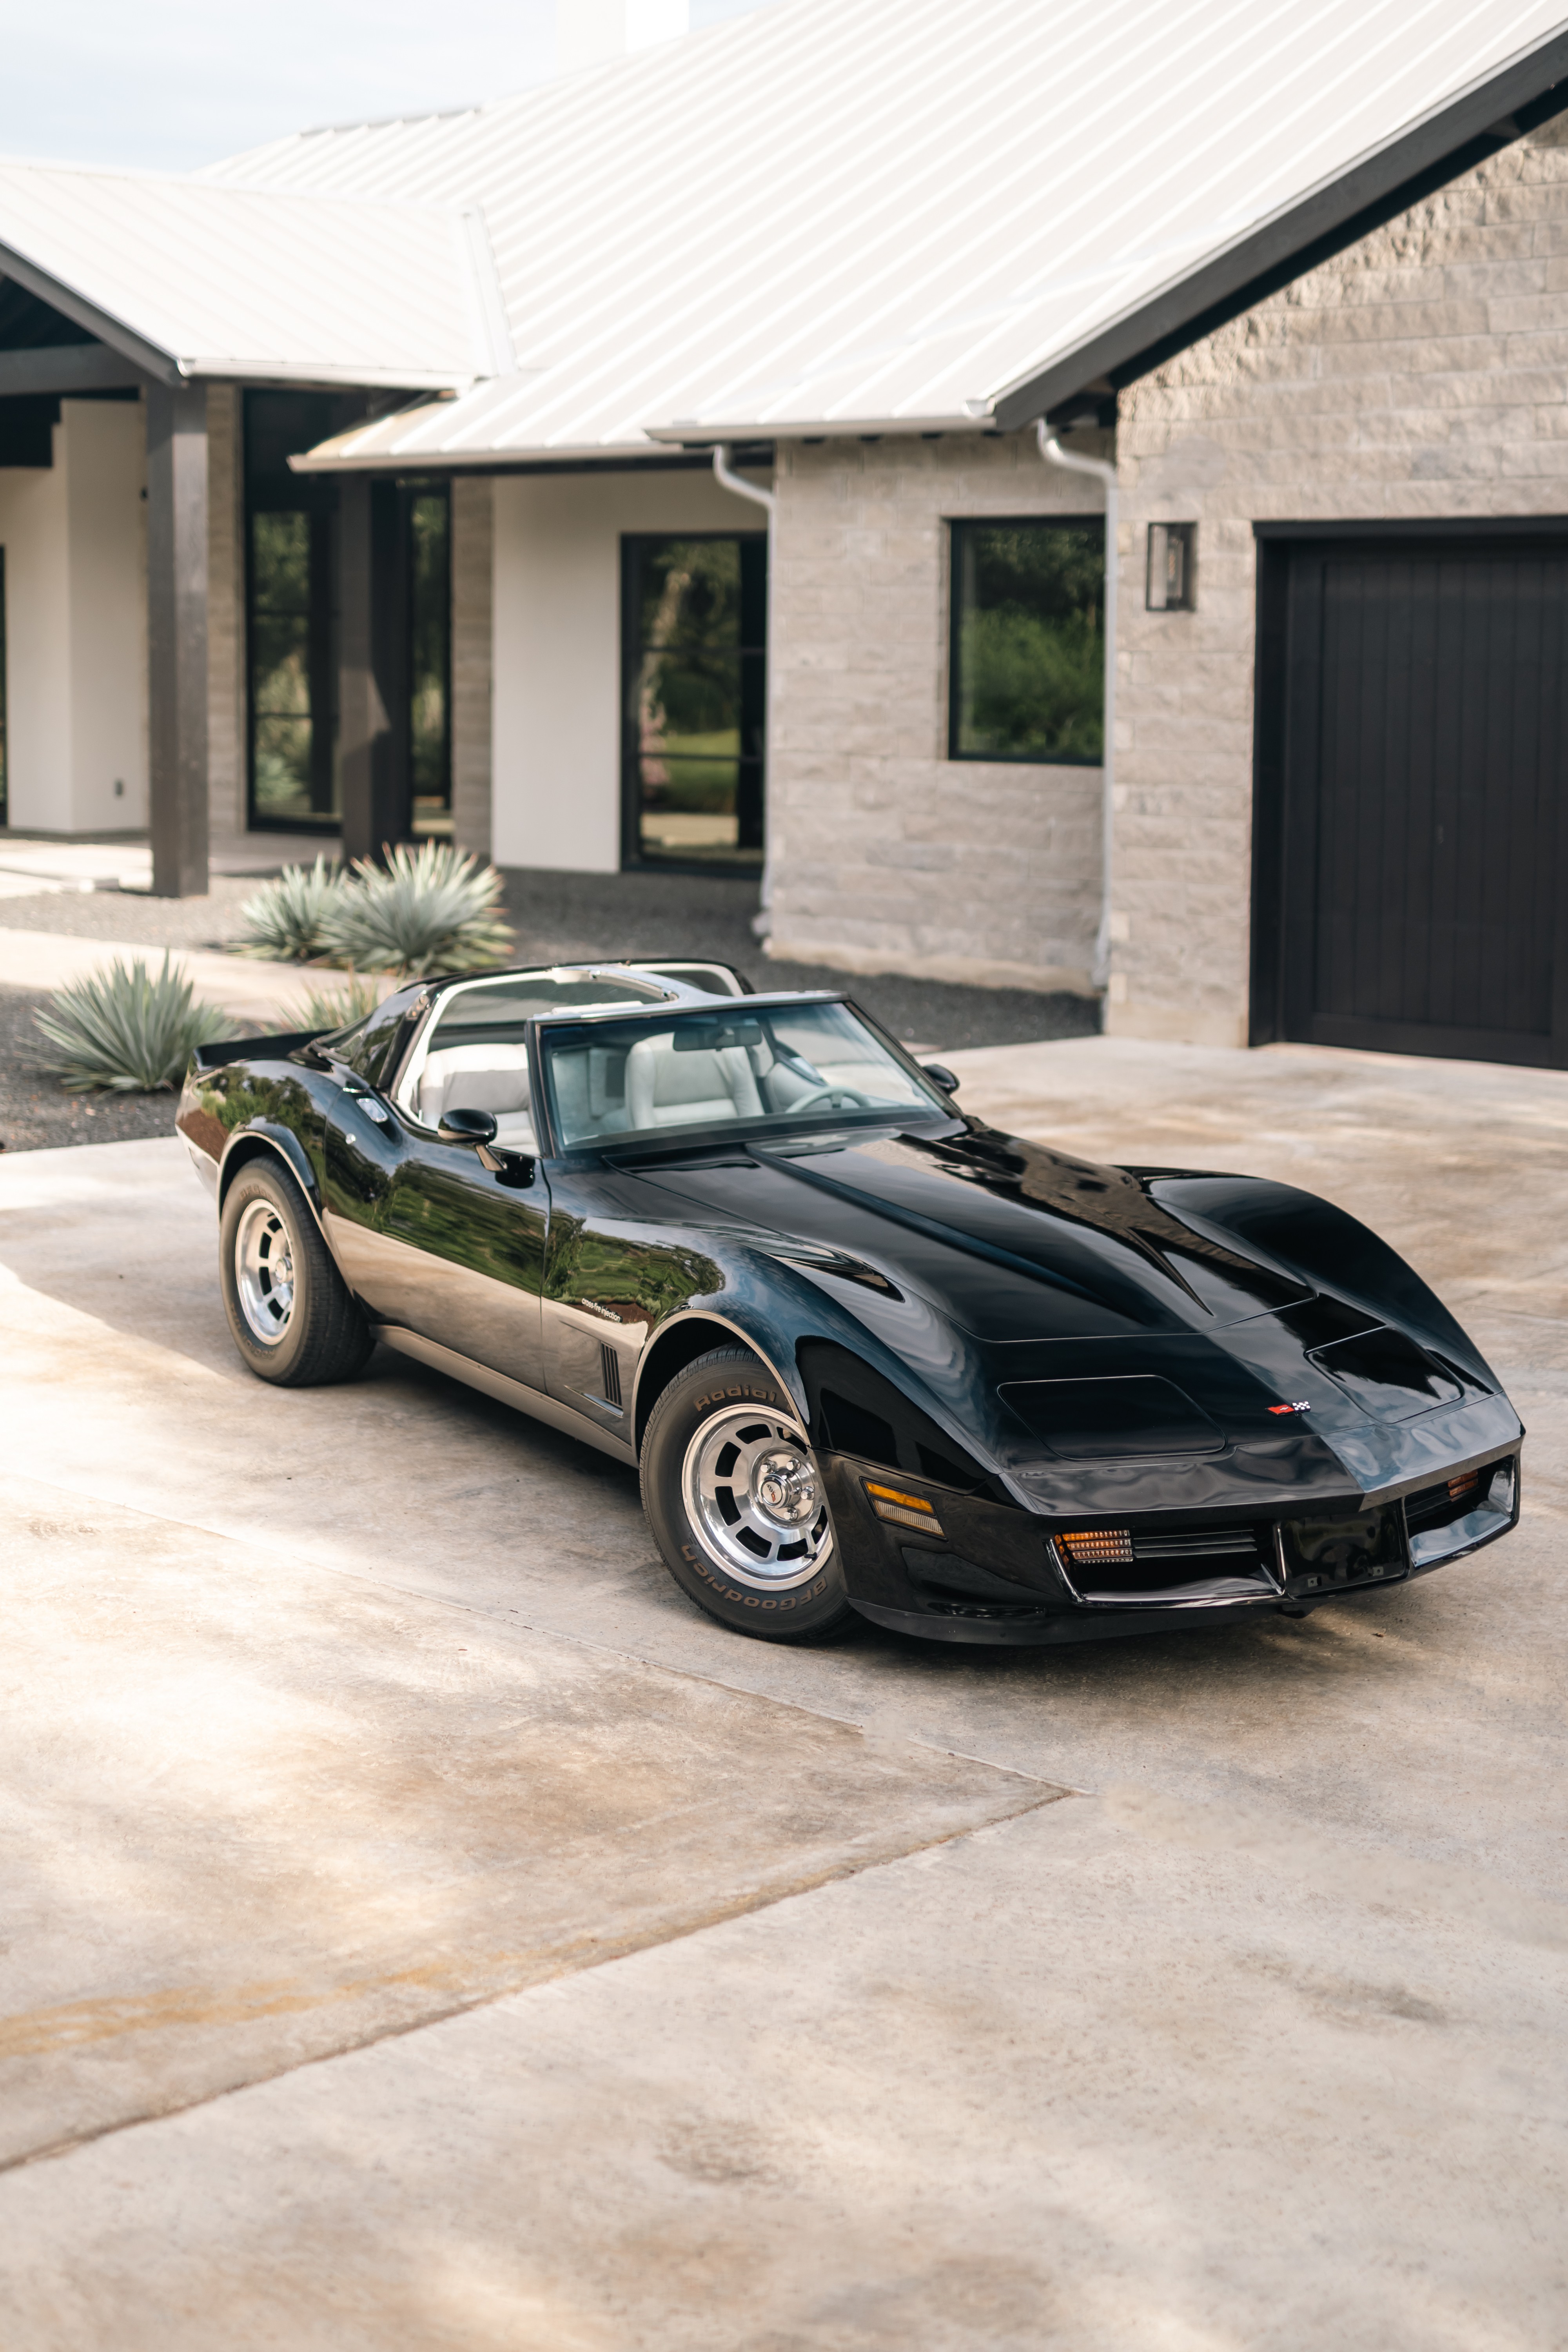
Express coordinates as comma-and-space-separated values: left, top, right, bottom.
478, 1143, 536, 1189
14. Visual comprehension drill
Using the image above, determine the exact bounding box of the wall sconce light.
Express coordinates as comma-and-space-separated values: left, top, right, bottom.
1146, 522, 1196, 611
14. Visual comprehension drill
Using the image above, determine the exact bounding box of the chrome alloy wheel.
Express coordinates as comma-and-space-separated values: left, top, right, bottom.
233, 1196, 296, 1345
683, 1405, 835, 1590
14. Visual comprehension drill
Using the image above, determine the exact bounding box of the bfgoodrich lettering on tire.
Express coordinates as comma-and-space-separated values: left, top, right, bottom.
219, 1157, 373, 1388
641, 1345, 857, 1642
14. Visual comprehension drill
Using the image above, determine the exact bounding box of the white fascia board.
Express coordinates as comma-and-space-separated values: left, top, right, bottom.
289, 430, 695, 471
643, 414, 982, 444
183, 360, 480, 390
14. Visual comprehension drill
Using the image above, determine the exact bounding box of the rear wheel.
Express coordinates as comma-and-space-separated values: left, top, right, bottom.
641, 1346, 857, 1642
219, 1157, 373, 1387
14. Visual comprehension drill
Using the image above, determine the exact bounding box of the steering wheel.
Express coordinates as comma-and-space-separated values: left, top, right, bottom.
785, 1083, 877, 1113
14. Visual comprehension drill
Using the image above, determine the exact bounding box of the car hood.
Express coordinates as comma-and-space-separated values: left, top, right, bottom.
641, 1127, 1312, 1342
632, 1125, 1517, 1511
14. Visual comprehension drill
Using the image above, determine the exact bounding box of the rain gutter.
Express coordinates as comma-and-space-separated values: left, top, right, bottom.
1036, 419, 1116, 994
713, 443, 779, 925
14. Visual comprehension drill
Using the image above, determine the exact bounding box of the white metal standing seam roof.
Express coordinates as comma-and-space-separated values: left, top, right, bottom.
0, 162, 510, 388
209, 0, 1568, 465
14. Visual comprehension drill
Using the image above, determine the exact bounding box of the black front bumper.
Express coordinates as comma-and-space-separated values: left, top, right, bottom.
821, 1451, 1521, 1646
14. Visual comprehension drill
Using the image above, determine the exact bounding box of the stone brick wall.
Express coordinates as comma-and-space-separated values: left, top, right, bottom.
765, 434, 1108, 993
205, 385, 246, 845
451, 475, 494, 860
1113, 117, 1568, 1046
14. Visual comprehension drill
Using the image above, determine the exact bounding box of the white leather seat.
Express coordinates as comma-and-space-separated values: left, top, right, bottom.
418, 1044, 534, 1139
624, 1034, 763, 1129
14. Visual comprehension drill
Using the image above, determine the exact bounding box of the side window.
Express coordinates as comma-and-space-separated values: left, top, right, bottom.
333, 998, 414, 1087
397, 989, 537, 1146
391, 972, 671, 1145
948, 517, 1104, 764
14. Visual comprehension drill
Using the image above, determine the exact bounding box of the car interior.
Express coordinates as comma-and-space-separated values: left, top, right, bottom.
545, 1005, 934, 1147
396, 968, 678, 1147
392, 969, 933, 1152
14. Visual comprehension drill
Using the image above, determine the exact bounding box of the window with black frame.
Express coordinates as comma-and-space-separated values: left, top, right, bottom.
245, 390, 344, 831
948, 517, 1104, 764
622, 533, 766, 870
405, 481, 452, 837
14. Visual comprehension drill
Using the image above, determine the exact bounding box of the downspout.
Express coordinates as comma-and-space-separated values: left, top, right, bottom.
713, 444, 778, 928
1036, 419, 1117, 994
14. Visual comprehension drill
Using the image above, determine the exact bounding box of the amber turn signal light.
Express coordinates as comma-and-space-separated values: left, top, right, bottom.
864, 1481, 946, 1537
1447, 1471, 1480, 1502
1055, 1528, 1134, 1568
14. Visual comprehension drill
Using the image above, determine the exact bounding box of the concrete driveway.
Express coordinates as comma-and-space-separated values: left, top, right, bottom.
0, 1036, 1564, 2350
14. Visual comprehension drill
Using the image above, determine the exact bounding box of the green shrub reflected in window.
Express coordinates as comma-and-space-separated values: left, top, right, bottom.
950, 519, 1104, 764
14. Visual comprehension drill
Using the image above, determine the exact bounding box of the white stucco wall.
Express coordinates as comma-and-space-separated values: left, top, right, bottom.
0, 458, 71, 829
491, 465, 769, 871
0, 398, 146, 835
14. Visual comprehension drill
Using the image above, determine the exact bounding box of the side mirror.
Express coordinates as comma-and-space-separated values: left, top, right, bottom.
922, 1063, 961, 1095
439, 1106, 499, 1145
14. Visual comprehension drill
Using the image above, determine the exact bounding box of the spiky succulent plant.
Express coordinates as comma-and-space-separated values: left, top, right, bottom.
317, 841, 513, 980
236, 856, 346, 963
289, 974, 387, 1034
33, 955, 236, 1093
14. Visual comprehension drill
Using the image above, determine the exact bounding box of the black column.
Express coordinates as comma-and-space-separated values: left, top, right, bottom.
338, 475, 406, 863
146, 381, 209, 898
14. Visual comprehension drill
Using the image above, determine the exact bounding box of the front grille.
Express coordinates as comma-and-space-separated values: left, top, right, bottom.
1132, 1528, 1258, 1563
1054, 1524, 1272, 1603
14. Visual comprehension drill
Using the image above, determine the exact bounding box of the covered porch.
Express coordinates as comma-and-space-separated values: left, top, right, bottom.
0, 157, 506, 893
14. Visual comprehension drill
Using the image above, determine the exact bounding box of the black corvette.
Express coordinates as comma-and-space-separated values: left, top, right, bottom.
178, 959, 1522, 1646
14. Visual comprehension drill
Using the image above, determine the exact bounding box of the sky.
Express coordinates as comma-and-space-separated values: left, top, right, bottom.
0, 0, 775, 174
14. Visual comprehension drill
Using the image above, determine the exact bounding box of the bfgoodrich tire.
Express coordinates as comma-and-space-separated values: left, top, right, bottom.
641, 1346, 857, 1642
219, 1156, 373, 1388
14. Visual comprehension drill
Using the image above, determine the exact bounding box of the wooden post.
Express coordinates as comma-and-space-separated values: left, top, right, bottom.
338, 475, 405, 862
146, 381, 210, 898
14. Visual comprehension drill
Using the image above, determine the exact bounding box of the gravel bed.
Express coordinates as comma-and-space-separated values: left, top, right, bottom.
0, 881, 256, 950
0, 987, 184, 1153
494, 867, 1099, 1051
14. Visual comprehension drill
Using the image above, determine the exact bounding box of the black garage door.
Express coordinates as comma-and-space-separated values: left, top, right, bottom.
1253, 532, 1568, 1067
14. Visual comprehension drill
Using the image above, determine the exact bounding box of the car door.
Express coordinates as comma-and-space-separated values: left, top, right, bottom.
358, 979, 552, 1389
373, 1119, 549, 1390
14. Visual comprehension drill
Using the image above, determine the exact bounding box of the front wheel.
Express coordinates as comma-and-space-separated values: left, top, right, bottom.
219, 1156, 373, 1387
641, 1347, 858, 1642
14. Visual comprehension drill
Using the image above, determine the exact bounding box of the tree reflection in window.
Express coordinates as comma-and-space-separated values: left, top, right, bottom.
623, 534, 766, 869
249, 509, 335, 824
408, 487, 451, 837
949, 519, 1104, 764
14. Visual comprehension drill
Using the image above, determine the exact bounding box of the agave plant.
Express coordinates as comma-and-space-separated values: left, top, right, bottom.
237, 856, 346, 963
289, 973, 387, 1034
34, 955, 236, 1093
318, 840, 513, 981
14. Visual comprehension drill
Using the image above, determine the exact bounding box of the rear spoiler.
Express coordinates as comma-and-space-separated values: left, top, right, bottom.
191, 1030, 323, 1074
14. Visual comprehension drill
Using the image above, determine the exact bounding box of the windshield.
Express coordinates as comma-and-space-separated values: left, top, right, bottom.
541, 1000, 947, 1149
